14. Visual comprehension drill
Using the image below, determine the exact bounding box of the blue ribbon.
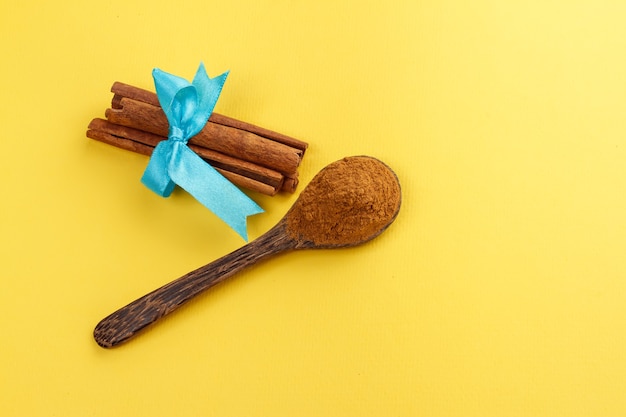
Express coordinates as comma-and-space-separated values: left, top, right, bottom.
141, 63, 263, 241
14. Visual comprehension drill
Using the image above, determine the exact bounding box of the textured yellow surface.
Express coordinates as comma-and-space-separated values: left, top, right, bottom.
2, 1, 626, 415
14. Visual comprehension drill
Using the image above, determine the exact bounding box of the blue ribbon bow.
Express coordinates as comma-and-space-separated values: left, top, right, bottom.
141, 63, 263, 241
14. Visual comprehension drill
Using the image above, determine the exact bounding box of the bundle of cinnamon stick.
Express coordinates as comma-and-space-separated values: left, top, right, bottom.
87, 82, 308, 195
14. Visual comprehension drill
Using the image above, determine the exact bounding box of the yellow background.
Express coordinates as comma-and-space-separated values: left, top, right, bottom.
2, 1, 625, 415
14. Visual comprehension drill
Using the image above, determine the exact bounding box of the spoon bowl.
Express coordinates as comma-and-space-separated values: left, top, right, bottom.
94, 156, 401, 347
285, 156, 401, 248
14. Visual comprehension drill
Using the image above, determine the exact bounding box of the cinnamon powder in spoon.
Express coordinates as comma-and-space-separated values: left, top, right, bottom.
286, 156, 401, 246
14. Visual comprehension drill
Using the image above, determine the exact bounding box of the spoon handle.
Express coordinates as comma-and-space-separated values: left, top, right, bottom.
94, 222, 295, 348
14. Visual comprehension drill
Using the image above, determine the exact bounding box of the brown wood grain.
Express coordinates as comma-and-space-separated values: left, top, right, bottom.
93, 220, 298, 348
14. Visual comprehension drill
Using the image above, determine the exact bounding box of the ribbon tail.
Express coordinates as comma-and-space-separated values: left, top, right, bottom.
168, 143, 263, 241
141, 141, 176, 197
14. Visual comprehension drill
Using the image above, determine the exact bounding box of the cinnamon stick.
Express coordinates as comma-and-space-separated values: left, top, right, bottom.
89, 118, 285, 187
86, 127, 154, 157
282, 176, 299, 194
106, 97, 302, 176
87, 119, 281, 196
110, 82, 308, 153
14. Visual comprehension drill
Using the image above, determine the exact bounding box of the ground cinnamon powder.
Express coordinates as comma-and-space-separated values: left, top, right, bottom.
286, 156, 401, 246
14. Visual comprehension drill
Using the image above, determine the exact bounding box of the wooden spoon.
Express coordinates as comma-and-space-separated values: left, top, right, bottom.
94, 156, 402, 348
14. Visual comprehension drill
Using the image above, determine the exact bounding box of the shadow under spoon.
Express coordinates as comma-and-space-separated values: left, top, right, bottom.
94, 156, 402, 348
